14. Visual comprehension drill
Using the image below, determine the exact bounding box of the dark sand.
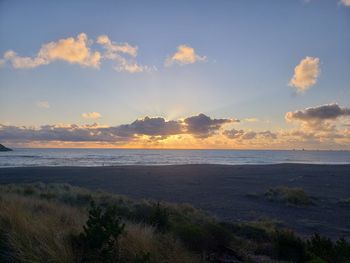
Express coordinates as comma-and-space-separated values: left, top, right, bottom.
0, 164, 349, 238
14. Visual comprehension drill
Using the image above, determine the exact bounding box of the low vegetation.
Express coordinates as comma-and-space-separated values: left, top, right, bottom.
265, 186, 313, 206
0, 183, 349, 263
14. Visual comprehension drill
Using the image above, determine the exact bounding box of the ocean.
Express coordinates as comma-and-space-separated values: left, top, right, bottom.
1, 148, 350, 167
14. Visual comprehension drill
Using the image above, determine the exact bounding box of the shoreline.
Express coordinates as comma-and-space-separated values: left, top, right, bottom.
1, 163, 350, 168
0, 164, 349, 238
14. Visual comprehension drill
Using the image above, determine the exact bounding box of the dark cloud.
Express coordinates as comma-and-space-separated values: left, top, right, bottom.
0, 114, 236, 143
183, 113, 235, 138
259, 131, 278, 139
0, 118, 181, 143
222, 129, 245, 139
0, 124, 123, 142
241, 131, 257, 140
286, 103, 350, 122
223, 129, 277, 140
112, 117, 183, 137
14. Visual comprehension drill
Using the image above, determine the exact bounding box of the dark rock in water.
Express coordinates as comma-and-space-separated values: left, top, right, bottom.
0, 144, 12, 151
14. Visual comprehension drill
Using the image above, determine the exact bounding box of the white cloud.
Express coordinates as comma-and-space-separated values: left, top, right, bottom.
3, 33, 101, 69
165, 45, 206, 66
340, 0, 350, 6
82, 112, 102, 119
4, 50, 48, 69
97, 35, 137, 58
97, 35, 150, 73
289, 56, 320, 92
36, 101, 50, 109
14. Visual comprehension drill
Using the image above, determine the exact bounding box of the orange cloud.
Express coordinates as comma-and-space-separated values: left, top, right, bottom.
97, 35, 152, 73
3, 33, 101, 69
166, 45, 206, 66
39, 33, 101, 67
289, 56, 320, 92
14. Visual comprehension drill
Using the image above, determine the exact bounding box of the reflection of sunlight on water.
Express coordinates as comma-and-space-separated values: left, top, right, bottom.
0, 148, 350, 167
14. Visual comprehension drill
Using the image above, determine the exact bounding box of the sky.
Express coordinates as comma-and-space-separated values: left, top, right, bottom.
0, 0, 349, 149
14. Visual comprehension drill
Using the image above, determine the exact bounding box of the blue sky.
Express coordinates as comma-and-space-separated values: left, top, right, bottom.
0, 0, 349, 149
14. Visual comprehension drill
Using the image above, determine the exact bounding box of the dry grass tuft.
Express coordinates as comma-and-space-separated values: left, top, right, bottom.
0, 194, 85, 262
120, 223, 202, 263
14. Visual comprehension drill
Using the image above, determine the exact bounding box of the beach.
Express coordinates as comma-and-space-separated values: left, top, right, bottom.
0, 164, 349, 239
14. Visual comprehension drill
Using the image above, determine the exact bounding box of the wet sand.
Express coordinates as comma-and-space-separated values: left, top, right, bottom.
0, 164, 349, 238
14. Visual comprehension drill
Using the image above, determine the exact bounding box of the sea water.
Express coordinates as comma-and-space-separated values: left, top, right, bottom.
1, 148, 350, 167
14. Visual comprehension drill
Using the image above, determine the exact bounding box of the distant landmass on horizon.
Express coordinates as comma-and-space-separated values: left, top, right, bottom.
0, 144, 12, 152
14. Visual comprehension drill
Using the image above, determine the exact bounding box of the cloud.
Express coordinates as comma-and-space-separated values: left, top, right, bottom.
2, 112, 350, 149
97, 35, 137, 58
223, 129, 277, 140
36, 101, 50, 109
112, 116, 183, 137
2, 33, 151, 72
183, 113, 235, 138
289, 56, 320, 92
0, 123, 121, 143
0, 113, 238, 143
97, 35, 150, 73
340, 0, 350, 6
285, 103, 350, 123
3, 33, 101, 69
82, 112, 102, 119
38, 33, 101, 67
223, 129, 245, 139
259, 130, 278, 139
4, 50, 48, 69
165, 45, 206, 66
283, 103, 350, 146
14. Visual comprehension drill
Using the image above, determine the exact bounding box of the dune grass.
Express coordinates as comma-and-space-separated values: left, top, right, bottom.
0, 183, 349, 263
265, 186, 313, 206
0, 194, 84, 262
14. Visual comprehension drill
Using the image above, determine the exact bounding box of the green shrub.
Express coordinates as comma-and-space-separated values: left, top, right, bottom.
175, 222, 231, 253
76, 193, 93, 205
23, 186, 36, 196
266, 186, 312, 206
149, 202, 170, 232
273, 229, 306, 262
306, 233, 350, 263
204, 222, 232, 249
74, 201, 125, 263
175, 223, 206, 251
